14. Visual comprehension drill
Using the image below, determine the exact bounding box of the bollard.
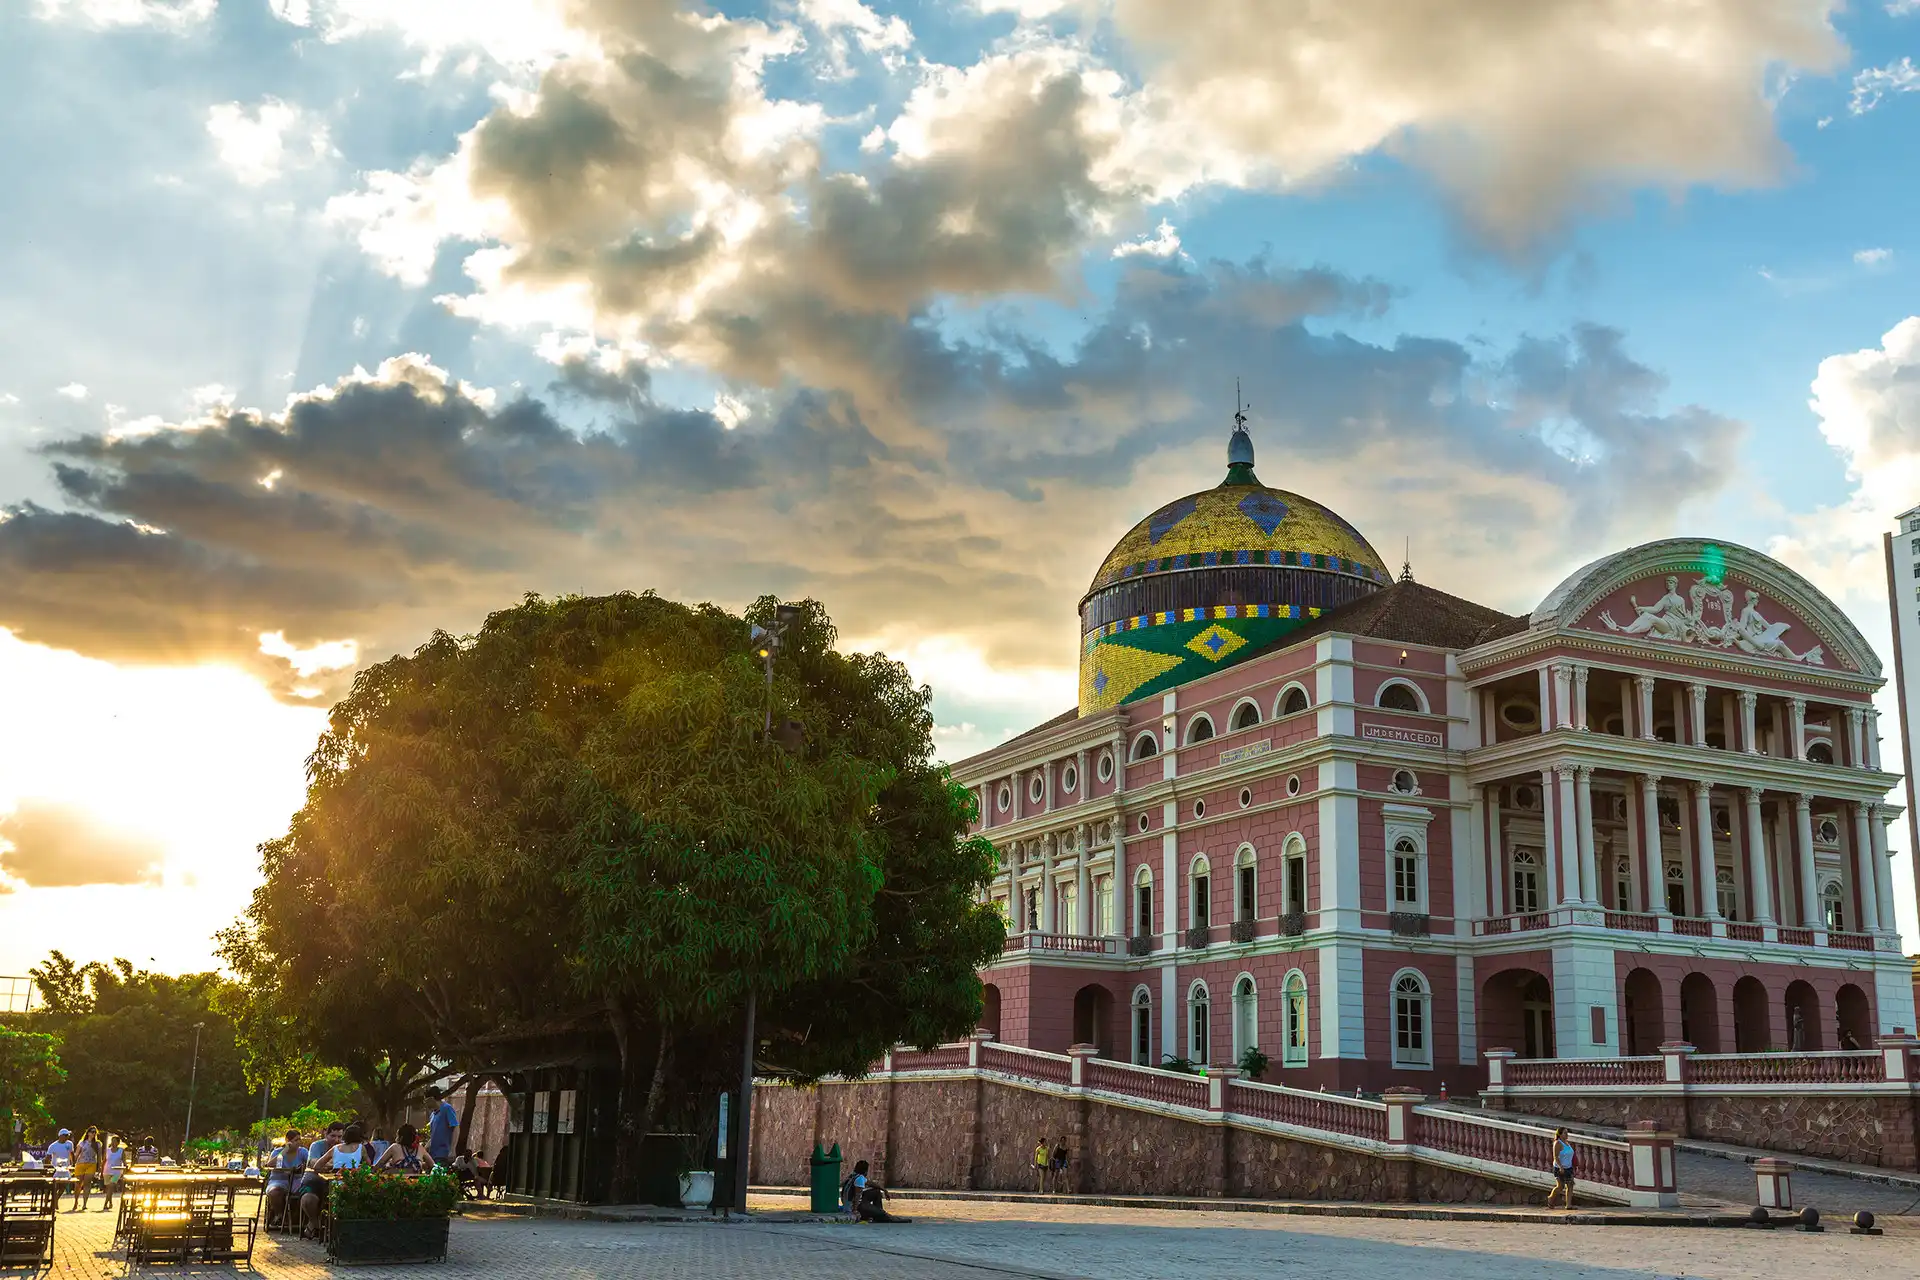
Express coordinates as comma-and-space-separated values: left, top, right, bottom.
1754, 1158, 1792, 1211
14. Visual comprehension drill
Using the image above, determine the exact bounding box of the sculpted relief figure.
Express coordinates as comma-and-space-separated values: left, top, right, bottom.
1600, 577, 1824, 665
1730, 590, 1824, 665
1601, 576, 1696, 641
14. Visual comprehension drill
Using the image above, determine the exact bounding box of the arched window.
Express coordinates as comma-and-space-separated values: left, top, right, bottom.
1277, 684, 1311, 717
1189, 854, 1211, 929
1282, 835, 1308, 915
1391, 836, 1423, 910
1282, 970, 1309, 1067
1234, 845, 1257, 922
1715, 867, 1738, 922
1807, 741, 1834, 764
1822, 880, 1845, 932
1184, 714, 1216, 745
1131, 986, 1153, 1066
1188, 981, 1211, 1065
1130, 731, 1159, 762
1377, 680, 1426, 713
1613, 857, 1634, 913
1230, 700, 1262, 732
1094, 874, 1114, 936
1391, 970, 1432, 1068
1511, 849, 1540, 914
1231, 974, 1258, 1064
1134, 865, 1155, 937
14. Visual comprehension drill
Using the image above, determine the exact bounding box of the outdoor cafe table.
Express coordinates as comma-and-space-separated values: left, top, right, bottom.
116, 1172, 261, 1247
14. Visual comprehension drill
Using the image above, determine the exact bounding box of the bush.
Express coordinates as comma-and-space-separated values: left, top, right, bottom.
1237, 1047, 1270, 1081
330, 1167, 458, 1221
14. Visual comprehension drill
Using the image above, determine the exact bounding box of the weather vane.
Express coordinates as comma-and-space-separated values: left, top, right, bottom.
1234, 378, 1249, 432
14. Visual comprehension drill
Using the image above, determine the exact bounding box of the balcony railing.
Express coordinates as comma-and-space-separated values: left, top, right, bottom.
1127, 934, 1156, 957
1228, 918, 1257, 943
1278, 910, 1306, 937
1388, 911, 1430, 938
1184, 924, 1213, 950
1000, 932, 1118, 955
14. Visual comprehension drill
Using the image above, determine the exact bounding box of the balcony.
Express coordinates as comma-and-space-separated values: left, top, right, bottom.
1229, 918, 1258, 944
1388, 911, 1430, 938
1472, 911, 1899, 952
1278, 911, 1307, 938
1184, 924, 1213, 950
1000, 932, 1119, 956
1127, 934, 1156, 957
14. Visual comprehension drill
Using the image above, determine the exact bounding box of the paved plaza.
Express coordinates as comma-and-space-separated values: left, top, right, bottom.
32, 1190, 1920, 1280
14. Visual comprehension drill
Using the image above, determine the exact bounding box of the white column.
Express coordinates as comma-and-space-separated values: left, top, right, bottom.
1852, 804, 1880, 937
1789, 698, 1807, 762
1688, 683, 1708, 748
1468, 784, 1488, 919
1487, 785, 1505, 917
1074, 824, 1092, 934
1795, 795, 1819, 929
1540, 768, 1562, 906
1636, 676, 1657, 742
1573, 664, 1590, 731
1739, 691, 1759, 755
1110, 735, 1128, 797
1041, 834, 1057, 933
1847, 708, 1865, 768
1555, 765, 1579, 904
1743, 789, 1774, 924
1619, 677, 1635, 737
1867, 708, 1884, 770
1693, 781, 1720, 919
1640, 775, 1667, 915
1575, 766, 1598, 904
1044, 761, 1055, 812
1551, 663, 1573, 729
1871, 808, 1897, 933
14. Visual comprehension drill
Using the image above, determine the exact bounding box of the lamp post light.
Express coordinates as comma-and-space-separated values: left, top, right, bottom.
182, 1021, 206, 1163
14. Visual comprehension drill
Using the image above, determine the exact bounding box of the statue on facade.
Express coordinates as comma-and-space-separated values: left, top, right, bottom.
1729, 590, 1824, 665
1789, 1005, 1805, 1051
1601, 576, 1695, 641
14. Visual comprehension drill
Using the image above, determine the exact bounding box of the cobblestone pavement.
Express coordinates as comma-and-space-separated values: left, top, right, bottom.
1674, 1151, 1920, 1218
38, 1192, 1920, 1280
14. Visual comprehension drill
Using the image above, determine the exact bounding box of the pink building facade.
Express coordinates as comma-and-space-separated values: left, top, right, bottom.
957, 430, 1912, 1093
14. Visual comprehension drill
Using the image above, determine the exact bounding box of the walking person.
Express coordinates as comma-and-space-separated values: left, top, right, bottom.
69, 1126, 103, 1211
1032, 1136, 1050, 1193
1546, 1128, 1577, 1211
424, 1087, 460, 1165
100, 1135, 128, 1212
1048, 1136, 1070, 1194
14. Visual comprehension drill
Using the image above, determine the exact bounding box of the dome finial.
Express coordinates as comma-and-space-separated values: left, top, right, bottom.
1224, 378, 1259, 485
1399, 537, 1414, 583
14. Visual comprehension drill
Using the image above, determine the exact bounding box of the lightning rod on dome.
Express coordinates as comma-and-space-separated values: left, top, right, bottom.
1400, 538, 1414, 584
1225, 379, 1259, 485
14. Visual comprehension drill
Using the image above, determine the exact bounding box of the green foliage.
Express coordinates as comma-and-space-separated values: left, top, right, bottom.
330, 1167, 459, 1221
1159, 1055, 1199, 1075
0, 1025, 65, 1133
1237, 1047, 1271, 1081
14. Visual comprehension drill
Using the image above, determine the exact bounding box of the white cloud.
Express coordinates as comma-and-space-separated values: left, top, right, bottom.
295, 0, 588, 75
256, 631, 359, 678
1889, 0, 1919, 15
797, 0, 912, 54
55, 383, 88, 400
1851, 57, 1920, 115
206, 99, 333, 186
33, 0, 214, 30
1855, 247, 1892, 266
1112, 219, 1183, 259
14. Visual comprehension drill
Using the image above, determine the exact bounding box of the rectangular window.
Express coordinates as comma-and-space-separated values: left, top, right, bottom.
1192, 874, 1210, 927
1136, 883, 1153, 935
1238, 865, 1256, 921
1133, 1002, 1151, 1065
1285, 855, 1307, 913
1393, 994, 1427, 1066
1393, 852, 1419, 906
1911, 538, 1920, 555
1283, 985, 1308, 1067
1095, 876, 1113, 935
1910, 516, 1920, 532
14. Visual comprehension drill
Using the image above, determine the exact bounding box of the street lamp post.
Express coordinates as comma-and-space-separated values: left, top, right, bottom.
182, 1021, 206, 1163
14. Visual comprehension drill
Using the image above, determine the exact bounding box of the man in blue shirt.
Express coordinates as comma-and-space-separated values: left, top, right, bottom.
425, 1088, 459, 1164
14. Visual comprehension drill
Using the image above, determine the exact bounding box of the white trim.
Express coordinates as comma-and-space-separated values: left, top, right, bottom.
1129, 731, 1160, 762
1274, 681, 1312, 719
1187, 978, 1212, 1065
1391, 967, 1434, 1069
1228, 698, 1263, 732
1184, 712, 1217, 745
1281, 968, 1310, 1068
1130, 984, 1154, 1066
1231, 972, 1259, 1063
1375, 677, 1430, 713
1234, 842, 1258, 921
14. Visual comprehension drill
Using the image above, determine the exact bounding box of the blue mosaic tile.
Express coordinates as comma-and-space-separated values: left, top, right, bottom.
1147, 496, 1199, 544
1237, 490, 1291, 535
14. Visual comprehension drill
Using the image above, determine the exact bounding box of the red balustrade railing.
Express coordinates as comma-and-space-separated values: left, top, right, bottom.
1002, 932, 1117, 955
1605, 912, 1660, 933
1229, 1080, 1386, 1142
979, 1042, 1073, 1085
1083, 1059, 1210, 1110
1778, 927, 1815, 947
1686, 1051, 1883, 1086
1827, 931, 1875, 952
890, 1045, 971, 1072
1504, 1056, 1662, 1088
1672, 917, 1712, 937
1410, 1109, 1632, 1189
1726, 922, 1765, 942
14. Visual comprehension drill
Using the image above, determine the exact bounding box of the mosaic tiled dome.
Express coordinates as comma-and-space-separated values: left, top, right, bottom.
1078, 422, 1389, 712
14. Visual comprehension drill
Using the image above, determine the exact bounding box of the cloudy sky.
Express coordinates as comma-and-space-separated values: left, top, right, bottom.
4, 0, 1920, 977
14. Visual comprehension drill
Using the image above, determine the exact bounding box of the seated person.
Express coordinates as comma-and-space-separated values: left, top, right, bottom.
135, 1136, 160, 1166
450, 1148, 477, 1196
373, 1124, 435, 1174
473, 1149, 495, 1198
263, 1131, 306, 1229
841, 1160, 910, 1224
302, 1123, 374, 1237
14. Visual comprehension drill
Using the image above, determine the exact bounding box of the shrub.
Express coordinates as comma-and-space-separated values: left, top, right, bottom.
1238, 1047, 1271, 1081
330, 1167, 458, 1220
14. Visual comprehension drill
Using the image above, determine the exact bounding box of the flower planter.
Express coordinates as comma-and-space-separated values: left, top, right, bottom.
326, 1216, 451, 1264
678, 1171, 715, 1210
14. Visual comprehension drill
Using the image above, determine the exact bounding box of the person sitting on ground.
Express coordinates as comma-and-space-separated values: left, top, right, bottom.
100, 1135, 128, 1212
843, 1160, 909, 1223
1032, 1137, 1050, 1193
263, 1130, 306, 1230
374, 1124, 435, 1174
1546, 1127, 1577, 1211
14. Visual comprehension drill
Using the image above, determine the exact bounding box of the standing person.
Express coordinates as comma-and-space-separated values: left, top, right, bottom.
1546, 1128, 1577, 1211
424, 1088, 459, 1166
44, 1128, 75, 1209
1031, 1137, 1050, 1194
69, 1126, 103, 1210
100, 1135, 128, 1212
1048, 1136, 1070, 1193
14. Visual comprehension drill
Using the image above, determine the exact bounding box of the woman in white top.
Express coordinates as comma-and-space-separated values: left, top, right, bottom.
303, 1123, 372, 1237
101, 1137, 128, 1211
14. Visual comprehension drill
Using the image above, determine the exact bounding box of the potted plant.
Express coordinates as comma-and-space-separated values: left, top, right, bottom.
326, 1166, 459, 1263
672, 1107, 719, 1210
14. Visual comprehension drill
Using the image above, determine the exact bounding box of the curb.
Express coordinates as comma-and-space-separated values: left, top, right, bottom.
749, 1186, 1740, 1228
472, 1200, 841, 1225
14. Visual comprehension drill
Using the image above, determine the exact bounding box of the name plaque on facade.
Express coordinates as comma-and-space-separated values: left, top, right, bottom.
1362, 724, 1443, 748
1219, 739, 1273, 766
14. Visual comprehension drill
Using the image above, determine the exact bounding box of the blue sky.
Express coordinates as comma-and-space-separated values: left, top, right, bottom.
3, 0, 1920, 972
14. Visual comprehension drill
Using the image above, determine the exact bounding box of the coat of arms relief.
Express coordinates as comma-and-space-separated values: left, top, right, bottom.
1597, 574, 1825, 665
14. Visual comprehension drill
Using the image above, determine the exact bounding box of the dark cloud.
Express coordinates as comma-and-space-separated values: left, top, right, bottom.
0, 801, 164, 889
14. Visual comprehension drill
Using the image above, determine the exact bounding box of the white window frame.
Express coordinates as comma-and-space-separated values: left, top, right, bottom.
996, 783, 1011, 813
1228, 698, 1263, 732
1281, 969, 1309, 1068
1134, 864, 1155, 936
1094, 874, 1114, 936
1391, 836, 1423, 910
1274, 682, 1311, 718
1613, 857, 1635, 913
1061, 762, 1078, 794
1028, 772, 1045, 804
1382, 805, 1432, 913
1231, 973, 1258, 1063
1131, 986, 1153, 1066
1130, 731, 1159, 762
1184, 713, 1216, 746
1375, 678, 1429, 713
1234, 843, 1257, 922
1510, 848, 1541, 914
1097, 750, 1114, 782
1821, 878, 1845, 932
1390, 968, 1433, 1069
1282, 832, 1309, 914
1188, 979, 1211, 1065
1189, 853, 1212, 928
1714, 867, 1738, 922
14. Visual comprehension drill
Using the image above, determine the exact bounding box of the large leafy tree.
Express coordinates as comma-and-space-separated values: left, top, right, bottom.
0, 1025, 64, 1156
230, 591, 1002, 1198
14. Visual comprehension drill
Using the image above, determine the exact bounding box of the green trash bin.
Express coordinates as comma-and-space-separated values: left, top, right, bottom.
809, 1142, 843, 1212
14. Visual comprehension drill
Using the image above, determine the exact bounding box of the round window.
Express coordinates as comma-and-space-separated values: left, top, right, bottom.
1240, 787, 1253, 809
1817, 818, 1839, 843
1193, 800, 1206, 820
1029, 775, 1045, 803
1138, 812, 1151, 832
1097, 751, 1114, 782
997, 785, 1011, 813
1062, 765, 1077, 794
1391, 769, 1417, 794
1499, 699, 1540, 729
1514, 784, 1539, 810
1287, 774, 1301, 797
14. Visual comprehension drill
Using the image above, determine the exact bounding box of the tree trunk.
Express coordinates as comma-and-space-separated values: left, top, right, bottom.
457, 1074, 491, 1156
606, 1003, 673, 1204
